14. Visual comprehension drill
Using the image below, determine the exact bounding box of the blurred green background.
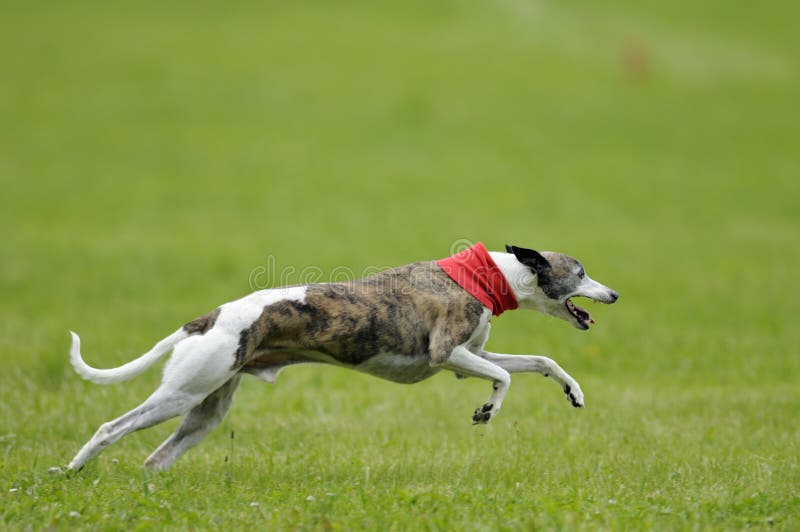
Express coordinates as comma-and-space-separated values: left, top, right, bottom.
1, 0, 798, 528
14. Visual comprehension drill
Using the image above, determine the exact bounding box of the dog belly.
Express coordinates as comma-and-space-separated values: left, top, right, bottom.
243, 349, 438, 384
355, 352, 439, 384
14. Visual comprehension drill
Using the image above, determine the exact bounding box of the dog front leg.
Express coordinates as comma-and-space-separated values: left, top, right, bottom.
436, 346, 510, 424
479, 352, 584, 408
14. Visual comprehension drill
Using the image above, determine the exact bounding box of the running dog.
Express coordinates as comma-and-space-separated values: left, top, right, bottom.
67, 243, 618, 471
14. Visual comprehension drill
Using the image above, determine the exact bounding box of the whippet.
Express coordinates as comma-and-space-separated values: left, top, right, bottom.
67, 243, 618, 471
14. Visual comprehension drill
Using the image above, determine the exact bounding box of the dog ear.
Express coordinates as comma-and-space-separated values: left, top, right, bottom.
505, 245, 551, 274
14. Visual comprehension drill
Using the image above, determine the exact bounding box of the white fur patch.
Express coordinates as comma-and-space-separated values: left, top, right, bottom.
464, 309, 492, 351
215, 286, 308, 334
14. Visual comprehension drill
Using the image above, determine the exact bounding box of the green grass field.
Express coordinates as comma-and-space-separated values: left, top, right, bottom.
2, 1, 799, 529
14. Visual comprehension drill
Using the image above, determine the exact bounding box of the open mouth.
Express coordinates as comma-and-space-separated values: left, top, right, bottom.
566, 299, 595, 330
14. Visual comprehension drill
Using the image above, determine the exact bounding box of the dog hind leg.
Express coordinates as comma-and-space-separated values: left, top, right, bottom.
68, 331, 241, 471
143, 374, 242, 471
67, 387, 207, 471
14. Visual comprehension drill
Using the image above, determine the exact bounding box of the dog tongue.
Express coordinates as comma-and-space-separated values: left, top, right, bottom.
575, 303, 594, 324
567, 299, 595, 325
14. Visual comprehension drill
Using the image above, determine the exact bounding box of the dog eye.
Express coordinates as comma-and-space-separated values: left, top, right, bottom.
578, 269, 585, 279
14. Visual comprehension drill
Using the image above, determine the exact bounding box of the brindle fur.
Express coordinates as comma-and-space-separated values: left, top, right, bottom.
182, 308, 220, 335
240, 262, 484, 373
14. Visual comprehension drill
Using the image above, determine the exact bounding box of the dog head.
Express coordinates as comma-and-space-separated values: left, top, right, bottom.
504, 244, 619, 330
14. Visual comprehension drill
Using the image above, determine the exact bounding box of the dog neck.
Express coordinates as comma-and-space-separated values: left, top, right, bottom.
436, 243, 518, 316
488, 251, 539, 309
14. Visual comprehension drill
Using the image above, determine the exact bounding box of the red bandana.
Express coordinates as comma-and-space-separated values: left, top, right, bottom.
436, 242, 518, 317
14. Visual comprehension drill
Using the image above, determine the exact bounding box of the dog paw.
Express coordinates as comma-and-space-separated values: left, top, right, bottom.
563, 383, 584, 408
472, 403, 495, 424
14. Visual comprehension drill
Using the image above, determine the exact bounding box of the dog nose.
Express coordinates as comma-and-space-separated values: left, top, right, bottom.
609, 290, 619, 303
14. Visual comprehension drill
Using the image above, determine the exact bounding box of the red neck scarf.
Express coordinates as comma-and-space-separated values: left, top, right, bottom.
436, 242, 518, 317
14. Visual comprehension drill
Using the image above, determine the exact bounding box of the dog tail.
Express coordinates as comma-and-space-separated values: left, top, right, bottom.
69, 328, 189, 384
